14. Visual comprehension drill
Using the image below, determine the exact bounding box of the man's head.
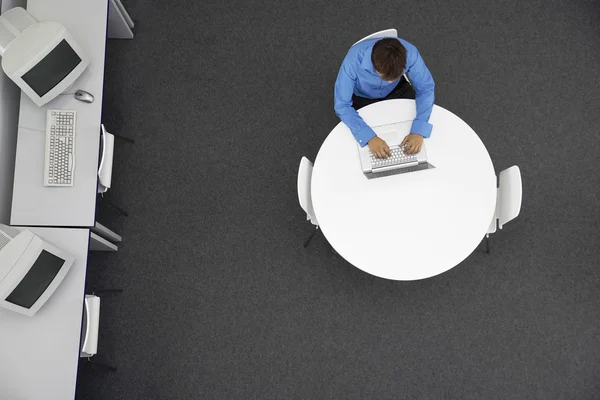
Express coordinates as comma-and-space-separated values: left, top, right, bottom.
371, 38, 407, 82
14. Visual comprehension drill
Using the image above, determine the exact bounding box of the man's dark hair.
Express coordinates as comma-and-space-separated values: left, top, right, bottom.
371, 38, 407, 81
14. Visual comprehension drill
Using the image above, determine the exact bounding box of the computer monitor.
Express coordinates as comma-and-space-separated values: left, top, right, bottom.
0, 224, 75, 317
0, 8, 89, 107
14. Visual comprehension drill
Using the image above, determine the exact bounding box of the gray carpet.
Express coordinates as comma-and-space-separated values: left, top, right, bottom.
76, 0, 600, 398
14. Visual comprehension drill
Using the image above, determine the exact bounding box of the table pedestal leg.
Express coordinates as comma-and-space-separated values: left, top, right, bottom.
304, 226, 319, 248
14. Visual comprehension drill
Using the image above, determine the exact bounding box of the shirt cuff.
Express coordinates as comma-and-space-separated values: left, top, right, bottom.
356, 125, 376, 147
410, 119, 433, 138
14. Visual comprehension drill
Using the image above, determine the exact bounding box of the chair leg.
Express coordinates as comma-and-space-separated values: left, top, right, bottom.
485, 235, 490, 254
304, 226, 318, 248
100, 195, 129, 217
93, 289, 124, 296
112, 133, 135, 144
87, 357, 117, 372
329, 243, 338, 256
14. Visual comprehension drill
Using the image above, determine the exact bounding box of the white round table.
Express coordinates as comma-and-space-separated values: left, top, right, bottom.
312, 99, 496, 281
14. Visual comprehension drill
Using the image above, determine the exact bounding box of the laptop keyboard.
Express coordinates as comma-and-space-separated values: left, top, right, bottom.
370, 146, 418, 170
365, 162, 433, 179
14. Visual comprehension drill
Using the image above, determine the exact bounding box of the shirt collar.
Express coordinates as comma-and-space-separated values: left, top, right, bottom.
361, 43, 377, 73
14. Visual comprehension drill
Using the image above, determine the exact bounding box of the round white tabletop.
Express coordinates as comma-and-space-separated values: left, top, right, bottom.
312, 99, 496, 281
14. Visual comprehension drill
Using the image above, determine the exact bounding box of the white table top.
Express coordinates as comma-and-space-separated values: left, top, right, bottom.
311, 99, 496, 281
11, 0, 109, 227
0, 227, 90, 400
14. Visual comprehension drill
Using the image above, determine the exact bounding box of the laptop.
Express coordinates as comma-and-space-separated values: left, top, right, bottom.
358, 121, 435, 179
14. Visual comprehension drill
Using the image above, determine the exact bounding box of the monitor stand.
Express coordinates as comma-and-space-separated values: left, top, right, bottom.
63, 82, 76, 95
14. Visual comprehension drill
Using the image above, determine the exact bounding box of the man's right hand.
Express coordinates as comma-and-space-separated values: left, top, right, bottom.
368, 136, 391, 159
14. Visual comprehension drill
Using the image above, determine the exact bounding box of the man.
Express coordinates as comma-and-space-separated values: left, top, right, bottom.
334, 37, 435, 158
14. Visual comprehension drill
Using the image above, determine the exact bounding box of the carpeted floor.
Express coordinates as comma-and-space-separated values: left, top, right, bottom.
76, 0, 600, 398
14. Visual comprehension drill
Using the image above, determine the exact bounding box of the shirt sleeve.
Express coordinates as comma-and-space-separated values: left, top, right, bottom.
334, 63, 376, 147
406, 48, 435, 138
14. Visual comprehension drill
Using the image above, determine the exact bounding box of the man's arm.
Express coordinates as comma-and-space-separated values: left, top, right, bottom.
405, 47, 435, 138
334, 64, 377, 147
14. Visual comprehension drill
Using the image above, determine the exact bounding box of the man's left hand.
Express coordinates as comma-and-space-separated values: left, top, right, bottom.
400, 133, 424, 155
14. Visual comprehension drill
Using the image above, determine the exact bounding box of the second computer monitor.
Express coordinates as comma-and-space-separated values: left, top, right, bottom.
0, 225, 75, 317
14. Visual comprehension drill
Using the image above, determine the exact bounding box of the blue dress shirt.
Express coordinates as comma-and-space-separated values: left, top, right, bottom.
334, 37, 435, 147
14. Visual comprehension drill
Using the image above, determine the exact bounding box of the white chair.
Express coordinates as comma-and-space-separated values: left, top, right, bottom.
298, 157, 319, 247
80, 289, 123, 371
485, 166, 522, 253
81, 295, 100, 359
98, 124, 115, 194
352, 28, 397, 47
353, 29, 409, 84
98, 124, 133, 216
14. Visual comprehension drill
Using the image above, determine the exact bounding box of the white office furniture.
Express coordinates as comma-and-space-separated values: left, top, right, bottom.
92, 221, 122, 244
80, 289, 121, 371
489, 166, 522, 232
311, 99, 497, 281
114, 0, 134, 30
10, 0, 133, 227
97, 123, 132, 217
297, 157, 319, 247
485, 166, 522, 252
298, 157, 318, 226
353, 29, 409, 83
44, 109, 77, 186
0, 227, 89, 400
108, 0, 134, 39
2, 9, 90, 107
0, 2, 26, 225
352, 28, 397, 47
98, 124, 115, 193
0, 224, 75, 316
0, 6, 36, 55
81, 294, 100, 358
89, 232, 118, 252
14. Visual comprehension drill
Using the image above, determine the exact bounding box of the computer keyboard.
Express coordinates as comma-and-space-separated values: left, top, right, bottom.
370, 146, 418, 170
44, 110, 76, 187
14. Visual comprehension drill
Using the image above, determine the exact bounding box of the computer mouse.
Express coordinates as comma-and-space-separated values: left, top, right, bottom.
74, 90, 94, 104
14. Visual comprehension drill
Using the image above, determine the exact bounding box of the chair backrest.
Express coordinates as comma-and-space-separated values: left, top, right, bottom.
353, 29, 398, 47
297, 157, 318, 226
497, 165, 522, 229
98, 124, 115, 193
81, 294, 101, 357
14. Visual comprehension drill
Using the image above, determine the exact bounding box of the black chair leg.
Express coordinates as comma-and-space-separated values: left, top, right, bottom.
87, 357, 117, 372
329, 243, 338, 256
113, 133, 135, 144
485, 235, 490, 254
93, 289, 124, 296
100, 195, 129, 217
304, 226, 318, 248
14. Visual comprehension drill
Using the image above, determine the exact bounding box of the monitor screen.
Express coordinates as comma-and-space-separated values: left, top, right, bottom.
5, 250, 65, 309
20, 40, 82, 97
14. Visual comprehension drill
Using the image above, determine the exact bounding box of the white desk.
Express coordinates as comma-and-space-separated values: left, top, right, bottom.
0, 228, 90, 400
311, 99, 496, 281
10, 0, 131, 227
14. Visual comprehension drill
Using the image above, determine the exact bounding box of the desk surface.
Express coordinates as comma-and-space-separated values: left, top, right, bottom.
311, 99, 496, 281
0, 227, 89, 400
11, 0, 109, 227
